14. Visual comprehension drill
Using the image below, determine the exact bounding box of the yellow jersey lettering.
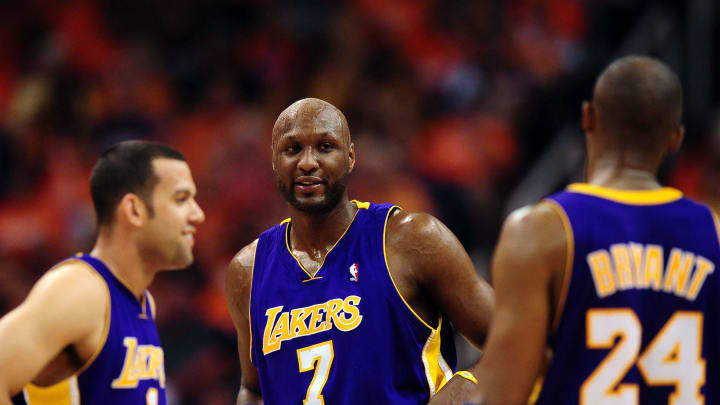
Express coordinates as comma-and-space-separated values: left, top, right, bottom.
630, 243, 645, 288
134, 346, 151, 379
261, 295, 363, 355
337, 295, 363, 331
290, 307, 311, 336
306, 303, 327, 334
610, 244, 634, 289
325, 298, 344, 331
662, 248, 694, 296
262, 306, 284, 354
148, 347, 165, 388
588, 251, 616, 298
271, 312, 291, 343
586, 244, 715, 301
686, 256, 715, 301
111, 337, 165, 388
643, 245, 664, 290
112, 337, 139, 388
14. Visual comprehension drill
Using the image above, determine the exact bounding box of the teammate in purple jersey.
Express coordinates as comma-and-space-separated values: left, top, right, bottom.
0, 141, 205, 405
430, 56, 720, 405
225, 98, 494, 404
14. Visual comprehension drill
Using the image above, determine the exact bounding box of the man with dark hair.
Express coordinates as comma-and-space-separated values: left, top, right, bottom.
430, 56, 720, 404
225, 98, 494, 404
0, 140, 205, 405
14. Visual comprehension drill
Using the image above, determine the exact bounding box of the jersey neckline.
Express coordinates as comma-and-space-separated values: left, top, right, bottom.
567, 183, 683, 205
284, 201, 369, 281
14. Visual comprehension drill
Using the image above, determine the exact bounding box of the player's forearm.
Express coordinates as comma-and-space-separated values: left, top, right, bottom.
237, 386, 263, 405
428, 374, 481, 405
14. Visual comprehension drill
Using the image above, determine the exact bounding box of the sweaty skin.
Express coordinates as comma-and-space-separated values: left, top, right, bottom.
226, 98, 494, 404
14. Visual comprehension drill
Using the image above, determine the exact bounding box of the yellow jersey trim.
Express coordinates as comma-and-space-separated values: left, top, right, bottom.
421, 317, 453, 396
352, 200, 371, 209
23, 376, 80, 405
382, 206, 438, 331
454, 370, 478, 384
138, 292, 149, 320
248, 241, 258, 365
284, 202, 365, 281
528, 376, 544, 405
542, 200, 575, 333
25, 259, 110, 401
52, 258, 111, 376
146, 291, 157, 320
710, 208, 720, 250
567, 183, 683, 205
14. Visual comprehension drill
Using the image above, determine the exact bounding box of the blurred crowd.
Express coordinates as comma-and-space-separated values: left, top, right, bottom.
0, 0, 717, 404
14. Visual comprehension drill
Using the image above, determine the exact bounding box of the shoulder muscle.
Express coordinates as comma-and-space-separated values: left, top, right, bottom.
493, 202, 567, 302
226, 240, 258, 322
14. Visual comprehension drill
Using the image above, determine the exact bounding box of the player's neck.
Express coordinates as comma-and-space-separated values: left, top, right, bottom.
289, 199, 358, 254
91, 230, 155, 301
585, 156, 662, 190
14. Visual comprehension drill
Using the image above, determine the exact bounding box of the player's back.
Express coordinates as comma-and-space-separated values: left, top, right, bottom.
536, 183, 720, 405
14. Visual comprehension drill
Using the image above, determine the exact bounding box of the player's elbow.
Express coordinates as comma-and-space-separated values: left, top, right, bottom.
238, 385, 263, 405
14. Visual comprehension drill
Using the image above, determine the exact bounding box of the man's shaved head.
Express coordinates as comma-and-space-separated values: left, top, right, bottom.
271, 98, 355, 214
272, 98, 351, 150
592, 55, 683, 151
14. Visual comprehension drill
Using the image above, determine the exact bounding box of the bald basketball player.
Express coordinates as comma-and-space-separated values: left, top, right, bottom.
225, 98, 494, 404
430, 56, 720, 404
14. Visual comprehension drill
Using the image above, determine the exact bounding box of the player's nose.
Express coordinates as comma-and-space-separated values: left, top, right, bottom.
297, 148, 319, 172
189, 199, 205, 224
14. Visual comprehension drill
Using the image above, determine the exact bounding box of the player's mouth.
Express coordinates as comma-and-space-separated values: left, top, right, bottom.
182, 229, 196, 246
294, 176, 325, 194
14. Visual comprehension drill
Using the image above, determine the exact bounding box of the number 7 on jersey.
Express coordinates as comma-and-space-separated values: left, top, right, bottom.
297, 340, 334, 405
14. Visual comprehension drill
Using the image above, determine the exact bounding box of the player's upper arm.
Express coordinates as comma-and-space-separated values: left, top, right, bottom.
225, 240, 263, 401
386, 210, 494, 348
0, 261, 108, 397
468, 202, 568, 405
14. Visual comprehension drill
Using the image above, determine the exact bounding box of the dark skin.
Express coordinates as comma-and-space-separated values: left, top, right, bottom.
225, 98, 494, 404
429, 56, 685, 405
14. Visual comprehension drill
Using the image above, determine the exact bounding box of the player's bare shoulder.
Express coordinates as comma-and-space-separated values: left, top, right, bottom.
386, 209, 454, 256
505, 202, 566, 258
226, 239, 259, 317
496, 201, 568, 283
32, 259, 108, 315
15, 258, 109, 351
385, 208, 472, 288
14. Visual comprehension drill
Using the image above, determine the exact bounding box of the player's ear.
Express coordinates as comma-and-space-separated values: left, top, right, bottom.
118, 193, 149, 227
668, 124, 684, 155
581, 100, 595, 134
348, 142, 355, 173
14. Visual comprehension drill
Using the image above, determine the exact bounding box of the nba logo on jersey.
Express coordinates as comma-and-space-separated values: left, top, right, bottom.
349, 263, 359, 282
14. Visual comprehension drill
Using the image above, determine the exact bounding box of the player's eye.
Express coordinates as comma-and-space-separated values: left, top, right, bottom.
174, 193, 191, 203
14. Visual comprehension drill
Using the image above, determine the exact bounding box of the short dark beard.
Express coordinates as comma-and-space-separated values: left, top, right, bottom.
277, 172, 349, 214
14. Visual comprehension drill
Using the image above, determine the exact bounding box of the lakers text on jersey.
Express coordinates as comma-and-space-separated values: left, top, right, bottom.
249, 201, 456, 404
